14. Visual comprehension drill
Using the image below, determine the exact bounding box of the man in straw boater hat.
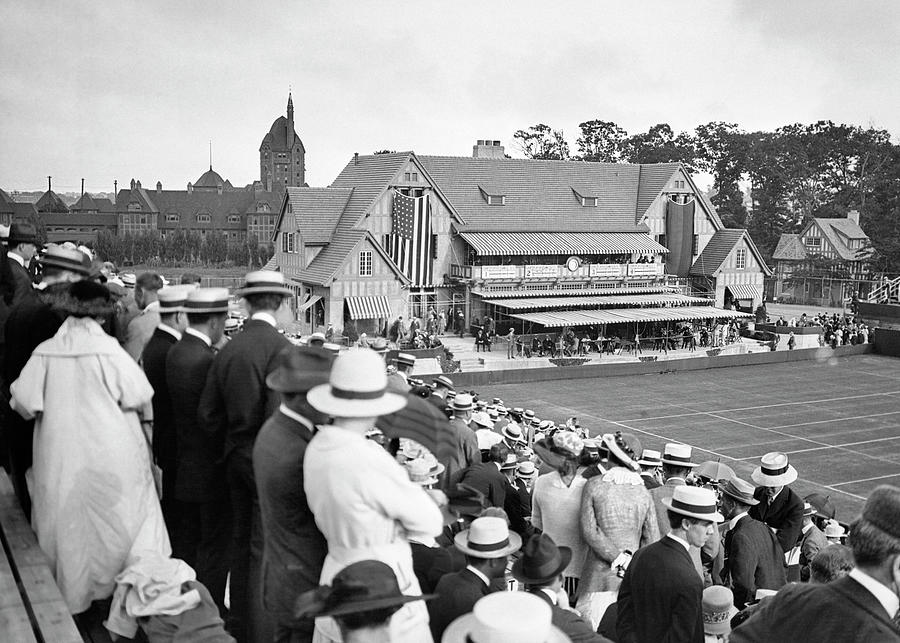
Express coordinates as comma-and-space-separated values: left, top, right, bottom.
717, 477, 787, 609
253, 345, 334, 642
294, 559, 438, 643
636, 448, 662, 490
442, 591, 569, 643
428, 374, 454, 413
457, 442, 513, 509
617, 485, 723, 643
304, 349, 443, 642
513, 533, 613, 642
166, 287, 231, 613
748, 451, 804, 557
444, 393, 481, 488
731, 485, 900, 643
198, 270, 294, 641
427, 515, 522, 640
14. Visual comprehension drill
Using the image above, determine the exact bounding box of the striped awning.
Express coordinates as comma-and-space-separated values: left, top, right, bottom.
485, 293, 711, 311
472, 285, 675, 298
297, 295, 322, 313
345, 296, 391, 320
727, 284, 762, 301
459, 232, 668, 256
511, 306, 751, 328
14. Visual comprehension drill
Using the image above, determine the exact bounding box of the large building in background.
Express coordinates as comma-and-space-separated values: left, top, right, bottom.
259, 92, 307, 192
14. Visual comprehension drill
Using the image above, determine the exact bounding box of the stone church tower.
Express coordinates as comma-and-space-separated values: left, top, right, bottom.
259, 92, 306, 192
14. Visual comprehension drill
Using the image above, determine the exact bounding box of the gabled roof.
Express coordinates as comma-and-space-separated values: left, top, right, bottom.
290, 230, 409, 287
277, 187, 353, 244
806, 217, 870, 261
636, 163, 681, 220
0, 189, 38, 220
772, 234, 807, 261
70, 193, 115, 213
689, 228, 773, 277
35, 190, 69, 213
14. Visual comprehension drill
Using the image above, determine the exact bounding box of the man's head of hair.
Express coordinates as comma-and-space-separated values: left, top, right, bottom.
244, 292, 286, 314
810, 544, 855, 584
662, 463, 691, 480
186, 311, 228, 344
488, 443, 510, 465
135, 272, 163, 308
180, 271, 202, 286
667, 510, 705, 532
464, 553, 508, 578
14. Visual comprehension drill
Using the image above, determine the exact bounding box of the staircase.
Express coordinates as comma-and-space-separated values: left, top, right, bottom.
868, 276, 900, 304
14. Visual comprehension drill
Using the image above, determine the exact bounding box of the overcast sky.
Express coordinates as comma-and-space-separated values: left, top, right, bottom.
2, 0, 898, 194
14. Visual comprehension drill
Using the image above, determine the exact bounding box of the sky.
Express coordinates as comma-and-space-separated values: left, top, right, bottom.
2, 0, 898, 194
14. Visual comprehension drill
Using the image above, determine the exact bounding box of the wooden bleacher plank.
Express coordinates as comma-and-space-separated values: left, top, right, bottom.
0, 605, 38, 643
0, 553, 24, 610
2, 531, 51, 569
31, 600, 83, 643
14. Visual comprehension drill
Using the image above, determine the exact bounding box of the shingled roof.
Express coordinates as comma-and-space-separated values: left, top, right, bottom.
690, 229, 772, 277
35, 190, 69, 213
808, 217, 871, 261
772, 233, 807, 261
281, 187, 353, 244
0, 189, 38, 220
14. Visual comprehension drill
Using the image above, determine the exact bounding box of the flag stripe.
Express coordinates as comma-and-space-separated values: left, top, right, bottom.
389, 190, 433, 286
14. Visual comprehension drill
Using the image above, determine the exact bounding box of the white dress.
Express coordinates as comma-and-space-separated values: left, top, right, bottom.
10, 317, 171, 614
304, 424, 443, 642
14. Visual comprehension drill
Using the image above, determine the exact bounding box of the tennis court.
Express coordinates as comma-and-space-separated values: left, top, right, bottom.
488, 352, 900, 520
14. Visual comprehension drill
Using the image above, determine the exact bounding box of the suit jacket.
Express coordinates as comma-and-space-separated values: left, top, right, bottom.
7, 257, 35, 309
799, 523, 828, 581
3, 283, 68, 389
429, 568, 493, 641
650, 478, 710, 580
458, 461, 507, 508
504, 477, 534, 539
749, 485, 804, 554
730, 574, 900, 643
640, 473, 660, 490
410, 541, 441, 594
445, 418, 480, 488
125, 306, 161, 361
142, 327, 179, 497
252, 409, 327, 621
531, 590, 612, 643
721, 515, 787, 608
166, 333, 224, 502
617, 536, 704, 643
198, 319, 289, 462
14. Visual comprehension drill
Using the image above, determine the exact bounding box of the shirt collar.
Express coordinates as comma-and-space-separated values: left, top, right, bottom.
848, 568, 900, 619
539, 588, 558, 605
728, 511, 749, 531
465, 565, 491, 587
666, 477, 686, 486
251, 311, 277, 327
184, 327, 212, 347
157, 323, 182, 341
143, 300, 160, 313
802, 522, 813, 535
278, 403, 315, 432
8, 252, 24, 267
666, 533, 691, 552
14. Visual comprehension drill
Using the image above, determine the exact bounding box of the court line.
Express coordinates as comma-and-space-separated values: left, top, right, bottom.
728, 434, 900, 460
761, 410, 900, 431
830, 473, 900, 487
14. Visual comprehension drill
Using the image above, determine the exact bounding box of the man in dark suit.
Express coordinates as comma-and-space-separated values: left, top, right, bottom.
141, 286, 190, 532
513, 533, 611, 643
166, 288, 231, 612
731, 484, 900, 643
617, 485, 723, 643
718, 477, 787, 608
253, 345, 333, 643
428, 375, 453, 413
457, 442, 510, 508
798, 501, 829, 582
4, 223, 38, 308
428, 516, 521, 641
637, 449, 662, 490
198, 272, 293, 642
748, 452, 804, 557
443, 393, 480, 488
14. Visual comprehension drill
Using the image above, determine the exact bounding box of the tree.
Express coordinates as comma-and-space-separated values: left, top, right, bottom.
512, 124, 570, 160
576, 120, 628, 162
694, 122, 750, 228
620, 124, 697, 169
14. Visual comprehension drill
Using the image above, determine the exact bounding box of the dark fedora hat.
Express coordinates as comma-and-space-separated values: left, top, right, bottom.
266, 345, 334, 393
512, 533, 572, 585
8, 222, 38, 246
293, 560, 436, 620
37, 245, 92, 275
718, 477, 760, 506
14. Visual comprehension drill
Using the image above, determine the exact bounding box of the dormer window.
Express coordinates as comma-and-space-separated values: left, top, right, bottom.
165, 213, 179, 222
197, 214, 211, 223
582, 197, 598, 207
127, 202, 142, 212
479, 185, 506, 206
228, 214, 241, 223
571, 187, 598, 207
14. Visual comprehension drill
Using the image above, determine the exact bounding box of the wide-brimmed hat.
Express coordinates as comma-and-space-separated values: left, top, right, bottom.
307, 331, 326, 346
661, 443, 698, 467
499, 452, 518, 471
501, 423, 525, 444
157, 285, 194, 314
533, 431, 584, 470
307, 349, 407, 418
662, 486, 723, 522
266, 345, 334, 394
451, 393, 474, 412
433, 375, 454, 390
516, 461, 539, 479
7, 222, 38, 246
405, 458, 440, 486
471, 411, 493, 430
512, 533, 572, 585
718, 477, 760, 506
702, 585, 738, 636
442, 592, 567, 643
804, 492, 835, 520
369, 337, 389, 354
448, 484, 489, 518
293, 560, 435, 619
454, 516, 522, 558
637, 449, 662, 467
184, 287, 230, 314
601, 432, 642, 472
236, 270, 294, 297
751, 452, 798, 487
36, 245, 92, 275
476, 428, 503, 451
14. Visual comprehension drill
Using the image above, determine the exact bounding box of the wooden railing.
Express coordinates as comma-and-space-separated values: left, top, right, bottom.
868, 276, 900, 303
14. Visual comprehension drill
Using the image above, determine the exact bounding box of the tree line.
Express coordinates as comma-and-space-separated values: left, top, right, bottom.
513, 120, 900, 272
93, 229, 274, 268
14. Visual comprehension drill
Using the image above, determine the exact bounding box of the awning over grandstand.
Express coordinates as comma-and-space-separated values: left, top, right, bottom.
459, 232, 668, 256
727, 284, 762, 301
345, 295, 391, 320
485, 293, 711, 311
471, 285, 675, 298
511, 306, 751, 328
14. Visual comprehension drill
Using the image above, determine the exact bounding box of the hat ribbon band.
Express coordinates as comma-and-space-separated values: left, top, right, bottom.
664, 453, 693, 463
671, 498, 717, 514
467, 537, 510, 552
761, 464, 789, 476
331, 386, 386, 400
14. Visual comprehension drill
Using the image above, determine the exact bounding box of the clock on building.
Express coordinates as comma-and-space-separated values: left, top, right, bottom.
566, 256, 582, 272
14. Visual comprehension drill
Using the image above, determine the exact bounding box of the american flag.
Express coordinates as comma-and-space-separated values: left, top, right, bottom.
386, 191, 433, 286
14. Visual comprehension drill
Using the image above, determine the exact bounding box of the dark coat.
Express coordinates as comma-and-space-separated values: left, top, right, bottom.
721, 515, 787, 608
530, 590, 612, 643
7, 258, 35, 309
166, 333, 224, 502
198, 319, 289, 462
799, 523, 829, 581
3, 283, 68, 390
730, 575, 900, 643
749, 486, 804, 554
640, 473, 661, 490
458, 461, 507, 508
505, 478, 534, 539
617, 536, 704, 643
429, 568, 493, 641
142, 327, 179, 500
252, 409, 327, 623
410, 541, 442, 594
445, 418, 480, 488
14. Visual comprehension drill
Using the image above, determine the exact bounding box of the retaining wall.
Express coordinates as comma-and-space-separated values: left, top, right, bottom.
872, 328, 900, 357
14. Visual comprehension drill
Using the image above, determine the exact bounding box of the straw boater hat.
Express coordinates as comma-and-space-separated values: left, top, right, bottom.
454, 516, 522, 558
236, 270, 294, 297
512, 533, 572, 586
501, 423, 525, 444
369, 337, 389, 354
433, 375, 454, 391
451, 393, 474, 412
637, 449, 662, 468
157, 285, 194, 314
395, 353, 416, 369
702, 586, 739, 636
36, 246, 92, 275
662, 486, 724, 522
751, 452, 798, 487
476, 429, 503, 451
802, 501, 816, 517
499, 452, 518, 471
307, 349, 407, 418
184, 287, 230, 314
718, 477, 760, 506
307, 331, 326, 347
442, 592, 567, 643
405, 458, 440, 486
266, 345, 334, 394
120, 272, 136, 288
515, 461, 539, 480
661, 443, 698, 467
601, 432, 642, 472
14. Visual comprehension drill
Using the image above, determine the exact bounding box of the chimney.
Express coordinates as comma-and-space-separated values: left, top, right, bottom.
81, 178, 84, 198
472, 139, 505, 159
353, 152, 359, 165
156, 181, 162, 193
130, 178, 136, 190
114, 180, 117, 202
48, 175, 52, 192
187, 182, 193, 194
136, 180, 142, 189
847, 210, 860, 226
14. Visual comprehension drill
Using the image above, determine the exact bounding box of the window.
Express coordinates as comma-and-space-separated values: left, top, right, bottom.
804, 237, 822, 248
487, 195, 505, 206
127, 202, 142, 212
228, 215, 241, 223
582, 197, 598, 207
656, 233, 667, 248
692, 234, 699, 256
359, 250, 373, 276
735, 248, 747, 269
165, 213, 179, 222
197, 214, 211, 223
432, 234, 438, 260
281, 232, 296, 254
